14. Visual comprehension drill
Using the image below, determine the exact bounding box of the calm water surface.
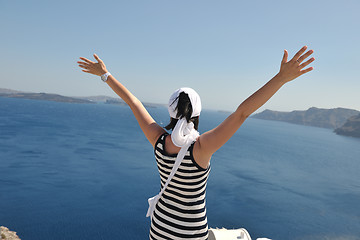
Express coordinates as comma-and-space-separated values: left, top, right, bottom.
0, 97, 359, 240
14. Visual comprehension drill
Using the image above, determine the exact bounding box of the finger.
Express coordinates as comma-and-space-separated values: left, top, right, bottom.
282, 50, 288, 63
299, 66, 314, 75
78, 64, 89, 69
77, 61, 89, 65
299, 57, 315, 69
79, 57, 94, 64
82, 69, 91, 73
93, 54, 102, 62
292, 46, 308, 61
298, 49, 314, 63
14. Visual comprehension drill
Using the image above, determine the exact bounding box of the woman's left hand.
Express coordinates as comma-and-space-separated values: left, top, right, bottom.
277, 46, 315, 83
77, 54, 108, 76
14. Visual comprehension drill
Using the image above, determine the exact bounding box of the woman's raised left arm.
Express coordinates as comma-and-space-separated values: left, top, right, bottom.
78, 54, 165, 147
194, 46, 315, 168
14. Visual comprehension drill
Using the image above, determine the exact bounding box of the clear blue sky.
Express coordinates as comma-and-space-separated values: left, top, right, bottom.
1, 0, 359, 112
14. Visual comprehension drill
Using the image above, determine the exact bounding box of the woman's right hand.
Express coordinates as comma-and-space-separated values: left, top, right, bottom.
77, 54, 108, 76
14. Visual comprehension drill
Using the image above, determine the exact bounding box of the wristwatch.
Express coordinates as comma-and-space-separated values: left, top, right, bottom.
101, 72, 111, 82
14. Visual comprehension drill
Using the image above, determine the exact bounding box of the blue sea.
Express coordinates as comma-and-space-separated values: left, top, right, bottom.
0, 97, 359, 240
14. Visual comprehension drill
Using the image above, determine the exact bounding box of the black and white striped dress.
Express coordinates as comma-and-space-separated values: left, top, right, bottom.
149, 133, 211, 240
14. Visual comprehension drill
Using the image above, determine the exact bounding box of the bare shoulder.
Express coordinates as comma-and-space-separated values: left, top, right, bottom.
192, 112, 247, 169
150, 126, 167, 148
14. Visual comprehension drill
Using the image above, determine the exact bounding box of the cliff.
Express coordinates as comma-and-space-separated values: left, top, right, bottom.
334, 113, 360, 138
252, 107, 360, 129
0, 226, 21, 240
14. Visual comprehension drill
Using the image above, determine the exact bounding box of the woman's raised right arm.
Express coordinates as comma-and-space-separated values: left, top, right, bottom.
78, 54, 165, 147
194, 46, 315, 168
105, 75, 166, 147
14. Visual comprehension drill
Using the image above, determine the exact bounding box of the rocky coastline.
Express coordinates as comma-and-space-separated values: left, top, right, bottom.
252, 107, 360, 138
0, 226, 21, 240
334, 113, 360, 138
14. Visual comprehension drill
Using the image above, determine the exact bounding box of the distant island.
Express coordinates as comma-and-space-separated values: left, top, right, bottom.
0, 92, 95, 104
334, 113, 360, 138
104, 98, 164, 108
252, 107, 360, 138
0, 88, 165, 108
0, 88, 93, 104
2, 88, 360, 138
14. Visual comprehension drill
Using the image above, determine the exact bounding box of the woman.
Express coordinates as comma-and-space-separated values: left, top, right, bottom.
78, 46, 315, 239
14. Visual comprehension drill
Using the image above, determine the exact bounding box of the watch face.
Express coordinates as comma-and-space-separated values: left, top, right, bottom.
101, 74, 107, 81
101, 73, 110, 82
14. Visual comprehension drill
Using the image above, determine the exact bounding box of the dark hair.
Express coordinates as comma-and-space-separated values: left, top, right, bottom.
165, 92, 199, 131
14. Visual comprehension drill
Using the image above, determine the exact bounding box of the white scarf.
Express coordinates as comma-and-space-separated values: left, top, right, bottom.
171, 118, 199, 147
168, 87, 202, 120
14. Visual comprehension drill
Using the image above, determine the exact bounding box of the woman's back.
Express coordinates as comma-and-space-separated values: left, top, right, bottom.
150, 133, 211, 240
